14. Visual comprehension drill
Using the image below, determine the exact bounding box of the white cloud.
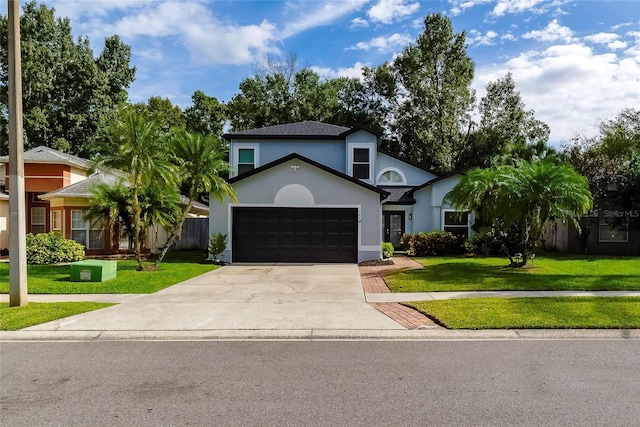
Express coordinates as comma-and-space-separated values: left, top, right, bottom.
607, 40, 628, 51
350, 17, 369, 28
584, 33, 619, 44
349, 33, 413, 52
492, 0, 545, 16
280, 0, 368, 38
367, 0, 420, 24
101, 2, 278, 66
502, 32, 517, 41
474, 38, 640, 145
522, 19, 574, 43
448, 0, 492, 16
311, 62, 367, 80
468, 29, 499, 46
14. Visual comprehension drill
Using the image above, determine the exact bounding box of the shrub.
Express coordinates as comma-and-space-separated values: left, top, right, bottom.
0, 248, 8, 256
26, 232, 85, 265
208, 233, 227, 261
382, 242, 394, 258
400, 231, 466, 256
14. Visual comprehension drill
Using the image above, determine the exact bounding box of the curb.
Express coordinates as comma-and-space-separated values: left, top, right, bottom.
2, 329, 639, 342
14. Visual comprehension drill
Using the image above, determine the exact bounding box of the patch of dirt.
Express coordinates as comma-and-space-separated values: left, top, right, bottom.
358, 259, 394, 267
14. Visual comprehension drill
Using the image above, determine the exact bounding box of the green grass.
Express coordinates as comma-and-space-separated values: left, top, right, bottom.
385, 255, 640, 292
406, 297, 640, 329
0, 302, 115, 330
0, 250, 218, 294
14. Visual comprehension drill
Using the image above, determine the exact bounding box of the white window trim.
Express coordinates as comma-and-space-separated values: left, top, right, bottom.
231, 143, 260, 177
347, 143, 375, 184
71, 210, 104, 249
599, 217, 629, 243
51, 210, 62, 231
376, 167, 407, 185
441, 209, 471, 236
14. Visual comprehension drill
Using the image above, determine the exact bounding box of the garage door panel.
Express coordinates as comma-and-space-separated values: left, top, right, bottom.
232, 207, 357, 263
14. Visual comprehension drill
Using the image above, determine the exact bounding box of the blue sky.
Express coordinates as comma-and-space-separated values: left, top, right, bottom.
5, 0, 640, 145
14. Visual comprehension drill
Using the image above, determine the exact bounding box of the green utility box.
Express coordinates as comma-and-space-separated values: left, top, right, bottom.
70, 260, 118, 282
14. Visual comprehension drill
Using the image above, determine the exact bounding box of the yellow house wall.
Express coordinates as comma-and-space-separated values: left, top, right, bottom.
0, 199, 8, 249
69, 167, 88, 184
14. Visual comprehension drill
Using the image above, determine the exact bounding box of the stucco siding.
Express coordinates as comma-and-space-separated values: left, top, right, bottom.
376, 153, 437, 186
210, 158, 383, 262
231, 139, 346, 173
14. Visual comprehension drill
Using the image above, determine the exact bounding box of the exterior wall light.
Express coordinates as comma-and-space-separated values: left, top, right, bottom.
291, 165, 299, 172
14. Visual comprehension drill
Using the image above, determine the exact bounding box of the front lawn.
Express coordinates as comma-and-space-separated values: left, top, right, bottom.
0, 250, 218, 294
385, 255, 640, 292
0, 302, 115, 330
406, 297, 640, 329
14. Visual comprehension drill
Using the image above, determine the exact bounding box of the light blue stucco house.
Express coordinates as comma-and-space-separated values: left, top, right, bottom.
209, 121, 468, 263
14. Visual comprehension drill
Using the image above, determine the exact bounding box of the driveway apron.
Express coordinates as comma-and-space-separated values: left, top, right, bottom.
26, 264, 403, 332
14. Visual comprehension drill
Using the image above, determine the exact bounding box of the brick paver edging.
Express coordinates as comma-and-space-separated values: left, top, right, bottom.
358, 255, 423, 293
359, 256, 442, 329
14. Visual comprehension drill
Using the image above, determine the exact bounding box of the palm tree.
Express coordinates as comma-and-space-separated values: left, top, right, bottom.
450, 159, 592, 266
155, 129, 237, 265
84, 180, 132, 252
92, 106, 177, 270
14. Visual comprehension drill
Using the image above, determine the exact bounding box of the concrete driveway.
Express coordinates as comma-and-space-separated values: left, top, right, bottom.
26, 264, 403, 333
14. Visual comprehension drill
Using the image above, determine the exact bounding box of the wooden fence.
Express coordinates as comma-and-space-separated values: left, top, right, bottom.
171, 217, 209, 251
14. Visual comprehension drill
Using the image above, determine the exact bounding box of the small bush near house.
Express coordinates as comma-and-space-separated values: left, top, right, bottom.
208, 233, 228, 261
0, 248, 8, 256
400, 231, 466, 256
382, 242, 394, 258
26, 232, 85, 265
464, 232, 504, 255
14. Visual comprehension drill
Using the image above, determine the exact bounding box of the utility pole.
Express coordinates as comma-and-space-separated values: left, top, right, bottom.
8, 0, 27, 306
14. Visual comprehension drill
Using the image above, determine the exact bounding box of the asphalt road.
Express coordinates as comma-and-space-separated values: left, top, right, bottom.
2, 340, 639, 426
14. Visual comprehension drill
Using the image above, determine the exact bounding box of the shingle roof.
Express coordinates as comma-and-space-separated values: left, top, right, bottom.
380, 186, 417, 205
224, 121, 351, 140
39, 172, 210, 215
38, 173, 122, 199
0, 146, 93, 170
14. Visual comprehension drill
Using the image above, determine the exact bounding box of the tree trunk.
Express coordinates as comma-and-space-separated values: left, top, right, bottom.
155, 199, 194, 266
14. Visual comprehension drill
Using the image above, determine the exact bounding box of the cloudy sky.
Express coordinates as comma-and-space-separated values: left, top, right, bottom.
5, 0, 640, 145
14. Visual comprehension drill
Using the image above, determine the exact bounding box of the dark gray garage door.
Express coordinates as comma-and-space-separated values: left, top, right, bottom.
232, 207, 358, 263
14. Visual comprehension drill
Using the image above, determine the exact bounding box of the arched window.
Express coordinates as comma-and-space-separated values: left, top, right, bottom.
376, 168, 407, 185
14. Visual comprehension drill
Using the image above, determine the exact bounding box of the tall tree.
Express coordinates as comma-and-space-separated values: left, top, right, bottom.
92, 106, 175, 270
366, 13, 476, 174
564, 108, 640, 247
184, 90, 226, 136
135, 96, 185, 132
468, 72, 551, 167
449, 160, 593, 266
0, 1, 136, 156
227, 68, 379, 131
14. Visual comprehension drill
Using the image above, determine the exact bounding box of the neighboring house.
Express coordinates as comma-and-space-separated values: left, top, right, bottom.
0, 146, 208, 255
209, 121, 468, 263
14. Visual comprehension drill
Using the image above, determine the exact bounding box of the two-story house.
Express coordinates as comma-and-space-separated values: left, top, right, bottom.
209, 121, 469, 263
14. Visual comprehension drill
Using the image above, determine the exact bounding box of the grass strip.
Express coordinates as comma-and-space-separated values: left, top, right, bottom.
0, 302, 115, 330
0, 250, 218, 294
386, 255, 640, 292
405, 297, 640, 329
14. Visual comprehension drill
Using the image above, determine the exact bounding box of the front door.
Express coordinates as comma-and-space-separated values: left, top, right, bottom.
383, 211, 405, 250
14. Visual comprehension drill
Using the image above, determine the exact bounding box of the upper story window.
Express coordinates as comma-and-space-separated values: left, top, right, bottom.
353, 148, 370, 180
377, 168, 407, 185
237, 148, 255, 175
